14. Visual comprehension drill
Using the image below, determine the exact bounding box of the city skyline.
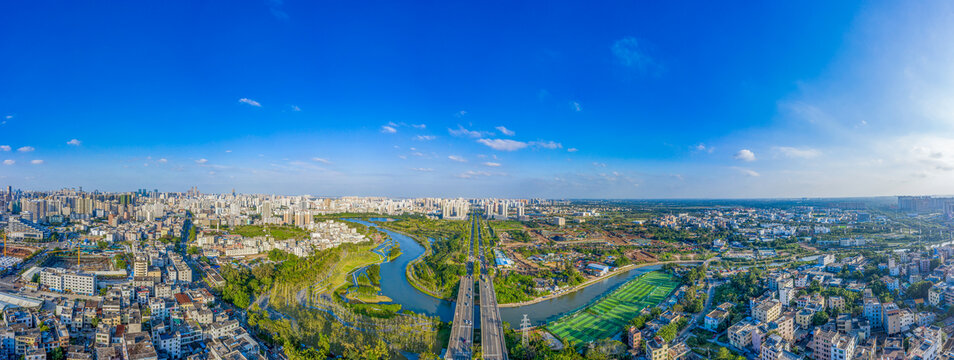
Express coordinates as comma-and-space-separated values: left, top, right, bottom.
3, 1, 954, 198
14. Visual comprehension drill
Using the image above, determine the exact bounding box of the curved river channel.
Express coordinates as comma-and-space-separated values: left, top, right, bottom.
349, 219, 667, 328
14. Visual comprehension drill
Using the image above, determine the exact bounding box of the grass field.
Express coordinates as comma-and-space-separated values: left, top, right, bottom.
345, 291, 392, 303
321, 246, 382, 293
547, 271, 680, 347
490, 220, 525, 231
231, 225, 308, 240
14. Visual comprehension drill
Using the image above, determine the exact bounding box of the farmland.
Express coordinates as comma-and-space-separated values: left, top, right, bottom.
547, 271, 679, 347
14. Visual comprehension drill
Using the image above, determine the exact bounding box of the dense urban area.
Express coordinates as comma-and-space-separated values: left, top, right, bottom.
3, 188, 954, 360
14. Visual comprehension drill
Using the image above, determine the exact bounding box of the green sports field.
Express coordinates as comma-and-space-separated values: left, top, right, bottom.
547, 271, 680, 347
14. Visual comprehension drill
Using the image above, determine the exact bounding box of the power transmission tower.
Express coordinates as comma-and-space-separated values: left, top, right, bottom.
520, 314, 531, 346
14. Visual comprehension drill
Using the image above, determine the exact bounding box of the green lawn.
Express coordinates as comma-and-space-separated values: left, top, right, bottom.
324, 247, 382, 293
490, 220, 525, 231
231, 225, 308, 240
547, 271, 680, 347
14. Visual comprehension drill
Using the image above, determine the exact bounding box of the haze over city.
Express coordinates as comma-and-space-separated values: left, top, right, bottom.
3, 1, 954, 198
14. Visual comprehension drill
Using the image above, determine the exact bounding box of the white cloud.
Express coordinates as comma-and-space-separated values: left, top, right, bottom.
455, 110, 467, 117
2, 160, 13, 165
225, 150, 232, 153
30, 159, 43, 165
612, 36, 660, 74
593, 162, 607, 167
311, 157, 331, 164
448, 155, 467, 162
570, 101, 582, 112
483, 162, 501, 167
530, 140, 562, 149
290, 105, 301, 111
449, 125, 491, 138
4, 115, 11, 119
734, 149, 756, 162
774, 146, 822, 159
477, 139, 528, 151
412, 124, 426, 129
0, 145, 9, 152
17, 146, 34, 152
195, 159, 208, 164
456, 170, 493, 179
495, 126, 515, 136
238, 98, 261, 107
732, 167, 760, 177
67, 139, 82, 146
695, 143, 714, 153
380, 125, 397, 134
414, 135, 436, 141
567, 148, 579, 153
411, 167, 434, 172
158, 158, 168, 163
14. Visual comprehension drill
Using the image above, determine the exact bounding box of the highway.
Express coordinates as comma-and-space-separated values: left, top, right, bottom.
444, 217, 477, 359
476, 219, 508, 360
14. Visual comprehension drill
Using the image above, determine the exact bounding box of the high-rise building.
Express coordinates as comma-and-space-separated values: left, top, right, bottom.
645, 336, 669, 360
754, 299, 782, 324
882, 302, 901, 335
810, 328, 838, 360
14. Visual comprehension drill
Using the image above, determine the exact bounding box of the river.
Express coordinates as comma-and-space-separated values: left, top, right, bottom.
349, 218, 455, 321
347, 218, 669, 328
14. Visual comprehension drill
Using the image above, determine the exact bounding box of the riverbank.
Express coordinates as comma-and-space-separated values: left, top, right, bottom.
369, 221, 451, 301
498, 260, 701, 308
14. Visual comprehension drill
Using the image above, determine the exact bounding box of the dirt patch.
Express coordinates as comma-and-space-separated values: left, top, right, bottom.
2, 245, 38, 259
627, 249, 658, 263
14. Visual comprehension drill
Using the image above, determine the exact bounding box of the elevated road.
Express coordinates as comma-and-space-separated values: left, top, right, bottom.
477, 220, 508, 360
444, 217, 477, 359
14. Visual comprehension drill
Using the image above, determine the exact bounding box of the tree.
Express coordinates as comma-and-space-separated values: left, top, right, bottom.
187, 246, 200, 255
657, 318, 688, 343
367, 264, 381, 286
630, 313, 651, 329
114, 256, 127, 270
388, 246, 401, 259
907, 281, 933, 300
812, 310, 829, 326
50, 347, 65, 360
418, 352, 439, 360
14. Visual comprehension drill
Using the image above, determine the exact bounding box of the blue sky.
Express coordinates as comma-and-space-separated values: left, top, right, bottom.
2, 1, 954, 198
